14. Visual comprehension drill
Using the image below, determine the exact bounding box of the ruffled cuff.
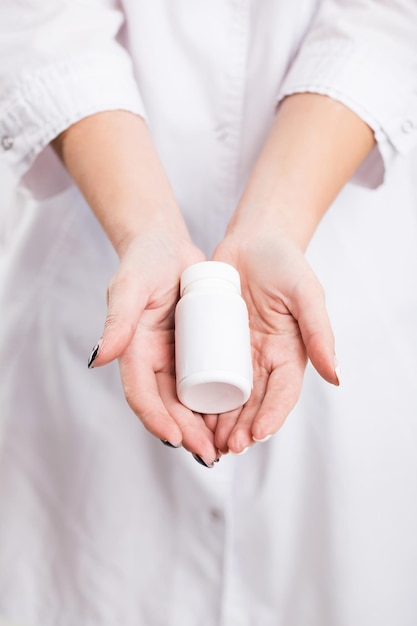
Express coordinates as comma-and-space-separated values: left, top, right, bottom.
277, 39, 417, 188
0, 49, 147, 198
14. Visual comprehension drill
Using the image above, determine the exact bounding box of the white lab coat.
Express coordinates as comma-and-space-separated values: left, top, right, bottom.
1, 1, 417, 625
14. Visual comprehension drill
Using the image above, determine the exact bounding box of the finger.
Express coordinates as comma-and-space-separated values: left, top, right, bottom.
202, 413, 219, 433
158, 373, 218, 465
291, 275, 339, 385
118, 351, 183, 447
90, 266, 151, 367
250, 360, 305, 441
222, 372, 268, 454
214, 406, 243, 454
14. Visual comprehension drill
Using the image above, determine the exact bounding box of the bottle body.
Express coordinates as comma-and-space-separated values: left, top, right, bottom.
175, 262, 253, 414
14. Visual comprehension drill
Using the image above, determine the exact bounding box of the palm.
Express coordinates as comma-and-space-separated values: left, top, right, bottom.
114, 235, 219, 459
212, 234, 333, 454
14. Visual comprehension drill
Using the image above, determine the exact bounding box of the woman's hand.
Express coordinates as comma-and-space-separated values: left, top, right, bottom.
90, 230, 220, 465
210, 93, 374, 455
53, 111, 220, 465
53, 96, 374, 465
211, 232, 339, 455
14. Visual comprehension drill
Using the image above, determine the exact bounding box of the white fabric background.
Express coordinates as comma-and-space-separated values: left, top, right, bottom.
1, 2, 417, 625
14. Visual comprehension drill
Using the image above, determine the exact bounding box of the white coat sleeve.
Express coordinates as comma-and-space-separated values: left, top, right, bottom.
278, 0, 417, 188
0, 0, 147, 198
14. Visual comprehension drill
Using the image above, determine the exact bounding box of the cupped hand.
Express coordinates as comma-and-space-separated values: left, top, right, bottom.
211, 232, 339, 455
89, 230, 219, 465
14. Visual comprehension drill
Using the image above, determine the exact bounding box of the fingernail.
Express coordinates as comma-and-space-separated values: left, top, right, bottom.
87, 338, 103, 369
334, 356, 341, 386
160, 439, 181, 449
192, 454, 214, 468
252, 434, 272, 443
230, 446, 249, 456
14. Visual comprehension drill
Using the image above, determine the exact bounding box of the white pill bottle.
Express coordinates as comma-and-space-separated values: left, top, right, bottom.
175, 261, 253, 414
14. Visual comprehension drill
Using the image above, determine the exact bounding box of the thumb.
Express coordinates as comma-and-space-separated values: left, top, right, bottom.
88, 268, 149, 368
292, 275, 340, 386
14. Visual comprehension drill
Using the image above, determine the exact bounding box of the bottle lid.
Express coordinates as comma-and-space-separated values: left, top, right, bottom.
180, 261, 241, 295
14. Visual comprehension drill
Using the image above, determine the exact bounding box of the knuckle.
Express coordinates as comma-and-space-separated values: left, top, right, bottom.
103, 313, 136, 338
303, 276, 325, 302
107, 269, 136, 305
109, 267, 137, 293
314, 281, 326, 304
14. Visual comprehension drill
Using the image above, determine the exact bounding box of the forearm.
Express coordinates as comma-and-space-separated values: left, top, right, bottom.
53, 111, 191, 255
227, 93, 375, 250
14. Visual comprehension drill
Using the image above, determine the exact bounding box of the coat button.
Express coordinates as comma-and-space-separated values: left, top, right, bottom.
215, 124, 228, 143
1, 135, 14, 150
210, 508, 224, 521
401, 120, 414, 134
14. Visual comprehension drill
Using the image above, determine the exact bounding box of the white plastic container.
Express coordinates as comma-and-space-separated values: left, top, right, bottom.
175, 261, 253, 414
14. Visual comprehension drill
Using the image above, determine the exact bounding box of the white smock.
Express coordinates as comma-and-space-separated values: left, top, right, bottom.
1, 1, 417, 625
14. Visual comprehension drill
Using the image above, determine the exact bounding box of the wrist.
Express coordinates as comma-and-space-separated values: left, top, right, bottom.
112, 210, 193, 258
53, 110, 193, 256
227, 93, 375, 250
226, 195, 322, 252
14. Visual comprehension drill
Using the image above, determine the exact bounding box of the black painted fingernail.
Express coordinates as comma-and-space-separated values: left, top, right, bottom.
87, 339, 103, 369
192, 453, 214, 468
160, 439, 181, 449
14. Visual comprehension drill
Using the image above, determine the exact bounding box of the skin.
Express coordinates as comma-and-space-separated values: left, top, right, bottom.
53, 93, 375, 466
